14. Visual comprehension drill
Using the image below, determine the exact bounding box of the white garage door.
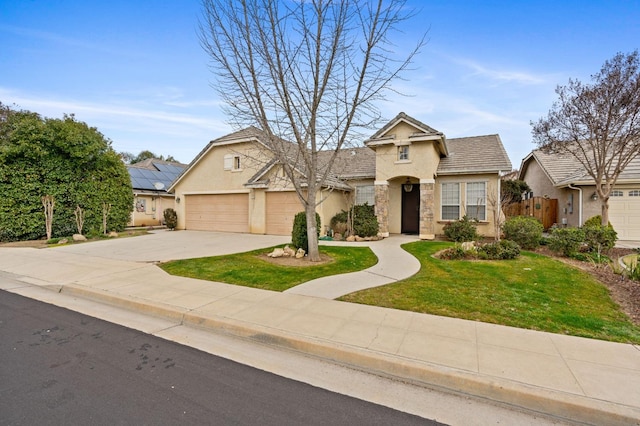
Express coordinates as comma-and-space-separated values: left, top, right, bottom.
609, 189, 640, 240
185, 194, 249, 233
265, 192, 304, 235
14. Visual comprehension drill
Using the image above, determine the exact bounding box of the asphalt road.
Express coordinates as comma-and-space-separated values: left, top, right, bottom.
0, 290, 442, 426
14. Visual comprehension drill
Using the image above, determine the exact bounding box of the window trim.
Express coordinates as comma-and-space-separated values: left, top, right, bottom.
465, 181, 487, 221
441, 182, 460, 221
397, 145, 410, 162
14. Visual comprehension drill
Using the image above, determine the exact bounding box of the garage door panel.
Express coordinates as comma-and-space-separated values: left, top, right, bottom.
609, 196, 640, 240
265, 192, 303, 235
185, 194, 249, 233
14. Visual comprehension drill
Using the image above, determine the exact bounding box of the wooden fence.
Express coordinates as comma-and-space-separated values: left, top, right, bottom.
503, 197, 558, 230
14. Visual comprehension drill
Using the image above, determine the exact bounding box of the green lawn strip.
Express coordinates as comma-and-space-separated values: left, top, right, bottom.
339, 241, 640, 343
160, 245, 378, 292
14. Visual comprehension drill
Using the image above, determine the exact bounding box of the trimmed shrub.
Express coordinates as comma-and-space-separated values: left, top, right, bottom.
292, 211, 320, 253
583, 225, 617, 254
502, 216, 543, 250
477, 239, 521, 260
583, 215, 615, 230
439, 245, 466, 260
330, 204, 379, 237
548, 227, 585, 256
443, 216, 478, 242
164, 208, 178, 230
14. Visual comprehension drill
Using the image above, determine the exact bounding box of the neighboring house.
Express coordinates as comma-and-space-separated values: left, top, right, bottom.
127, 159, 187, 227
519, 149, 640, 240
169, 112, 512, 239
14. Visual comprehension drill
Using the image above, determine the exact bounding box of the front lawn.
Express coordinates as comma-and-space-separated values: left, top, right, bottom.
160, 245, 377, 292
339, 241, 640, 343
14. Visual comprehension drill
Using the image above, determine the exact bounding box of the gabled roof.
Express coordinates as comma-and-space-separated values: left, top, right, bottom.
437, 134, 512, 175
128, 159, 187, 193
519, 149, 640, 186
364, 112, 448, 156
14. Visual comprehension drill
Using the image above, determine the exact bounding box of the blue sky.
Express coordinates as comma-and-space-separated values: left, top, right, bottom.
2, 1, 639, 166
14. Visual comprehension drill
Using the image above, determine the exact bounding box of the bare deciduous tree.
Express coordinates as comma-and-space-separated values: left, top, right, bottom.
531, 50, 640, 226
200, 0, 426, 261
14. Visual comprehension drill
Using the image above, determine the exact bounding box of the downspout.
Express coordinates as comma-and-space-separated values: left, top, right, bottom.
567, 184, 583, 226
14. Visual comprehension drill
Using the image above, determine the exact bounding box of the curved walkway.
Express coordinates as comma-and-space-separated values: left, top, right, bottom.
284, 235, 421, 299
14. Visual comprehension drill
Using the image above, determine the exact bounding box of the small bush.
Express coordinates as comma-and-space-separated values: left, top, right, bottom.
583, 224, 617, 254
292, 211, 320, 253
583, 215, 615, 231
477, 239, 521, 260
439, 245, 466, 260
548, 227, 585, 256
502, 216, 543, 250
443, 216, 478, 242
164, 208, 178, 230
330, 204, 379, 237
627, 258, 640, 282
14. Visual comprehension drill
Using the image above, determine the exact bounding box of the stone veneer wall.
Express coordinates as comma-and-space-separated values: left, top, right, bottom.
419, 181, 435, 239
375, 182, 389, 236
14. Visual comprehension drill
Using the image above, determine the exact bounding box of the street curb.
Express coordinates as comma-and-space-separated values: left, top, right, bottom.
61, 284, 640, 426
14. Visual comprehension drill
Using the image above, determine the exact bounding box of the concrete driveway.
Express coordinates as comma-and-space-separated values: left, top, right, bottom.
53, 230, 291, 262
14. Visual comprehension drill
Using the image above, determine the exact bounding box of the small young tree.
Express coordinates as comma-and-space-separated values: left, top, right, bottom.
41, 195, 55, 240
74, 205, 85, 235
101, 202, 111, 235
532, 51, 640, 226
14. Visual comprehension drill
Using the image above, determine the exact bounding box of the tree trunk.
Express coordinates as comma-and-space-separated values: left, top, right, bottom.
601, 199, 610, 226
306, 202, 320, 262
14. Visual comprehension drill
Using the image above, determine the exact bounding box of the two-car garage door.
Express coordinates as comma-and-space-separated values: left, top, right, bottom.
185, 194, 249, 233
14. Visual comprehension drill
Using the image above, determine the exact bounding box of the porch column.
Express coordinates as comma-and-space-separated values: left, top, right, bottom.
419, 179, 435, 240
374, 180, 389, 237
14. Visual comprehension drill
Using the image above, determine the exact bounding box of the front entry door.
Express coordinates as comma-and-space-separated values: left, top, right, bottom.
401, 184, 419, 234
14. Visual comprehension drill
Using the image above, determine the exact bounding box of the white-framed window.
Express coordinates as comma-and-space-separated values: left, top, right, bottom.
355, 185, 375, 206
611, 190, 624, 197
466, 182, 486, 221
234, 155, 241, 170
397, 145, 409, 161
629, 190, 640, 197
441, 182, 460, 220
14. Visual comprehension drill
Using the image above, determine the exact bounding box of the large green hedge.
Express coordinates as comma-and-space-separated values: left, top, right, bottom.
0, 103, 133, 241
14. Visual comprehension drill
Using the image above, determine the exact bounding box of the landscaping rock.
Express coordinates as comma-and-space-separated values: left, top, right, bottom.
58, 238, 68, 245
346, 235, 356, 242
72, 234, 87, 242
355, 235, 365, 242
333, 233, 343, 241
108, 231, 119, 238
461, 241, 476, 251
295, 248, 305, 259
267, 248, 285, 258
283, 245, 296, 257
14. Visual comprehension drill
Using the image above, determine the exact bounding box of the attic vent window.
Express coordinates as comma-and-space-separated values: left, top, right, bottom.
224, 154, 242, 171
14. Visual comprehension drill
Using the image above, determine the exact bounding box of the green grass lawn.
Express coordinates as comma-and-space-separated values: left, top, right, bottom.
339, 241, 640, 344
160, 245, 378, 292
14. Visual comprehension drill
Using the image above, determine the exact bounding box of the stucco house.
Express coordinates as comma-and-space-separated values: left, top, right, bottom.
169, 112, 512, 239
127, 159, 187, 227
519, 149, 640, 240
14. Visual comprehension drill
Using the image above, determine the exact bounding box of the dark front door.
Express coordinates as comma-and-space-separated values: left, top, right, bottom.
401, 184, 419, 234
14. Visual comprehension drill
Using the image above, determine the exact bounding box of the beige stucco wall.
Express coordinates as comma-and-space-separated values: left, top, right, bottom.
129, 194, 175, 227
373, 137, 440, 183
317, 189, 349, 234
433, 174, 501, 238
172, 142, 271, 229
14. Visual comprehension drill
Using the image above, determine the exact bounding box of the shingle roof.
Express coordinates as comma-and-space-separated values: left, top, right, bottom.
319, 147, 376, 180
522, 148, 640, 185
437, 135, 512, 174
128, 159, 187, 193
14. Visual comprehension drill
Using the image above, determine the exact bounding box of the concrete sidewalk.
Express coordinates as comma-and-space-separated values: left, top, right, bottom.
1, 235, 639, 425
